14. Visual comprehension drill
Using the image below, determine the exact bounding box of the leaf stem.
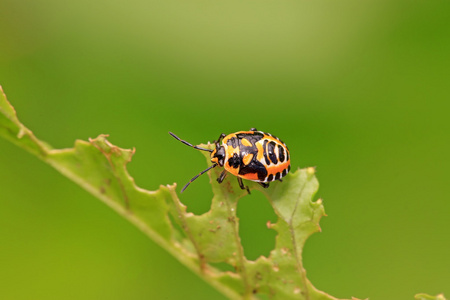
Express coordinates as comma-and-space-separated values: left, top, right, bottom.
289, 177, 310, 300
288, 223, 309, 300
223, 192, 252, 299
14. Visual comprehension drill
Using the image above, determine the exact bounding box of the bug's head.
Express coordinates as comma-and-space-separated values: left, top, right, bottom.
211, 144, 225, 167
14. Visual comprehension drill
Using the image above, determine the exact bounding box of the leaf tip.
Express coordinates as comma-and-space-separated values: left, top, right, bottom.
306, 166, 316, 175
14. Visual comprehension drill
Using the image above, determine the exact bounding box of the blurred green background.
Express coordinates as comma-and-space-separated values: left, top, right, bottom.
1, 0, 449, 299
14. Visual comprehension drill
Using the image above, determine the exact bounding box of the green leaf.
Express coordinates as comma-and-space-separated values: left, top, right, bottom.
0, 85, 445, 300
0, 86, 50, 158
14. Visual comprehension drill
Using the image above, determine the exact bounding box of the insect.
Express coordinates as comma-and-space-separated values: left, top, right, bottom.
169, 128, 291, 193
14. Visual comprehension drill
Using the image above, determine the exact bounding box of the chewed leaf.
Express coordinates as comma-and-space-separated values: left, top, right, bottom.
0, 85, 445, 300
0, 85, 241, 299
194, 150, 348, 300
47, 136, 175, 241
0, 86, 50, 157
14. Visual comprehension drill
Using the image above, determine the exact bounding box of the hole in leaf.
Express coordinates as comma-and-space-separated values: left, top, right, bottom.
237, 190, 277, 260
209, 261, 236, 273
181, 173, 213, 215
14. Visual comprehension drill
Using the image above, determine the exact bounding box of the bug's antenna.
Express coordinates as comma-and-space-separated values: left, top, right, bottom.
181, 164, 217, 192
169, 132, 213, 153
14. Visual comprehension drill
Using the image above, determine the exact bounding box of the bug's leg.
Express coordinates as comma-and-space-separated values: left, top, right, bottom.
258, 182, 270, 188
237, 177, 251, 194
250, 128, 258, 131
217, 170, 228, 184
278, 179, 283, 182
215, 133, 226, 144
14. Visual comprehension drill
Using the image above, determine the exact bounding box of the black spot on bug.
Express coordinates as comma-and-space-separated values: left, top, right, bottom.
239, 158, 268, 181
267, 174, 274, 182
282, 168, 287, 177
263, 140, 271, 165
228, 153, 241, 169
268, 141, 277, 164
278, 145, 285, 163
288, 165, 291, 172
226, 137, 239, 149
275, 172, 281, 181
236, 132, 264, 146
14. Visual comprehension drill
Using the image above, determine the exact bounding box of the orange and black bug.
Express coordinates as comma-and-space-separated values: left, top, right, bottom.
169, 128, 291, 193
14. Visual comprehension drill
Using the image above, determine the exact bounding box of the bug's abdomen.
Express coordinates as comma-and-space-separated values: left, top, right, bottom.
222, 131, 290, 183
255, 135, 290, 182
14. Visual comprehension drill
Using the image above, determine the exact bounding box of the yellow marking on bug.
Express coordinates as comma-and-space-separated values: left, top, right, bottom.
235, 131, 254, 135
226, 164, 240, 176
242, 153, 254, 166
241, 138, 252, 147
256, 142, 264, 162
225, 145, 237, 161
